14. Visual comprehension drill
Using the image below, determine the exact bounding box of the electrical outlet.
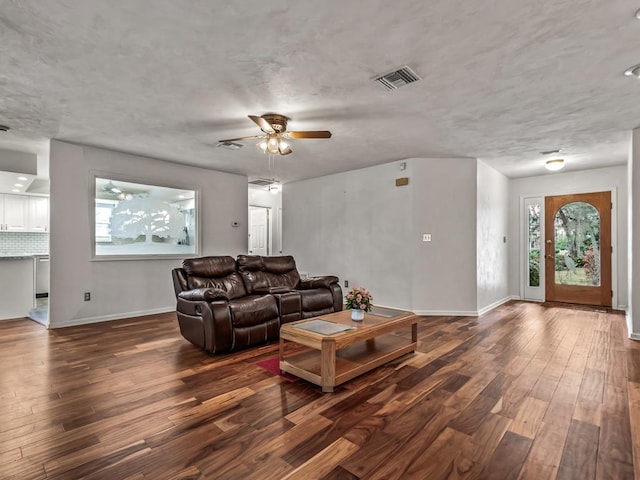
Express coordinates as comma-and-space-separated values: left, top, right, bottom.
84, 292, 91, 301
345, 280, 349, 288
422, 233, 432, 242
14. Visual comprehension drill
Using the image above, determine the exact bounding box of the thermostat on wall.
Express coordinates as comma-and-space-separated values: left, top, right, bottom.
231, 221, 239, 227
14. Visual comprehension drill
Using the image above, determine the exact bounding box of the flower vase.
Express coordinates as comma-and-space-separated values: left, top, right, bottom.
351, 309, 365, 321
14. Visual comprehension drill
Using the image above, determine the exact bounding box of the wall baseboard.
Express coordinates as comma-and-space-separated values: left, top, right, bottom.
477, 296, 514, 317
413, 296, 518, 317
413, 310, 478, 317
625, 310, 638, 341
49, 306, 175, 329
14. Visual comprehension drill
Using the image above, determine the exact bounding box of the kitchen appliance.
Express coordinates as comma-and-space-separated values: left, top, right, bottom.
35, 255, 49, 297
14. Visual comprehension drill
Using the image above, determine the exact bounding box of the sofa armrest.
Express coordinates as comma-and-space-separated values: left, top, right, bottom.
176, 297, 233, 353
298, 275, 339, 289
254, 286, 293, 294
178, 288, 230, 302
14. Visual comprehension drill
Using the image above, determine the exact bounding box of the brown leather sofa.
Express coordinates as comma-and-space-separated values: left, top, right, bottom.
172, 255, 342, 353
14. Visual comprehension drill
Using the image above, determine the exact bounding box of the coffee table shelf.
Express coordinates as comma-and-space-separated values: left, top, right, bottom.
279, 309, 418, 392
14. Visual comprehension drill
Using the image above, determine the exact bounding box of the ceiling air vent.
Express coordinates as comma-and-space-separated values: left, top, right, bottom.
217, 141, 244, 150
248, 178, 276, 187
373, 65, 421, 91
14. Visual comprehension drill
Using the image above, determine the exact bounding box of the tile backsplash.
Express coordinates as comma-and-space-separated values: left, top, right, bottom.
0, 232, 49, 254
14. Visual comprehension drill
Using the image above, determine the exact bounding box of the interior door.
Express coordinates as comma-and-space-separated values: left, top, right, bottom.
248, 206, 269, 256
544, 191, 611, 306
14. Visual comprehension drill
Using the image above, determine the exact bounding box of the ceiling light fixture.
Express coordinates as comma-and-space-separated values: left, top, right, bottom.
17, 176, 28, 181
257, 133, 291, 155
545, 158, 565, 171
268, 185, 280, 195
11, 189, 19, 193
635, 7, 640, 19
14, 183, 23, 187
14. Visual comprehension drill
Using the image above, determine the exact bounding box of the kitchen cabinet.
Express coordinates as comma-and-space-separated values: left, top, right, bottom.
28, 196, 49, 232
0, 194, 49, 232
0, 194, 29, 232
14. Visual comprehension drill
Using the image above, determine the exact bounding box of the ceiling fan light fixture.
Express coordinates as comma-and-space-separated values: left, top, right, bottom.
105, 181, 122, 194
222, 113, 331, 156
545, 158, 565, 171
262, 133, 280, 154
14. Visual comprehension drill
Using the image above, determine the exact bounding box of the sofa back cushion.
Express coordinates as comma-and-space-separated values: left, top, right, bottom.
237, 255, 300, 293
182, 256, 247, 299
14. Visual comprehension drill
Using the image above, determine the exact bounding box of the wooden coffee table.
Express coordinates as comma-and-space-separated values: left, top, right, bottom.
279, 307, 418, 392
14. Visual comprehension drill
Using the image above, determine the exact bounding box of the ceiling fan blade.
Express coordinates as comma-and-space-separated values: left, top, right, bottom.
248, 115, 276, 134
287, 131, 332, 139
279, 144, 293, 155
217, 135, 264, 143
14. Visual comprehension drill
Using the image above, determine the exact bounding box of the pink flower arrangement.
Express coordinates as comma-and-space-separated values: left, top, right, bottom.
345, 287, 373, 312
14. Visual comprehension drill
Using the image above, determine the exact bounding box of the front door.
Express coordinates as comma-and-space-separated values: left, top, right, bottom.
544, 191, 612, 306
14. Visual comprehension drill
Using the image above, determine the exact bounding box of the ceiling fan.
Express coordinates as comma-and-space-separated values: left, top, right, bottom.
218, 114, 331, 155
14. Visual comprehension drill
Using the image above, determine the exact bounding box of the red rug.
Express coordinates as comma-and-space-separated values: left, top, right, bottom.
256, 356, 299, 382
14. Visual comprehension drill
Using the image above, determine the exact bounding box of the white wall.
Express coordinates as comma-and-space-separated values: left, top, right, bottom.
49, 140, 247, 328
283, 157, 478, 314
508, 165, 628, 309
283, 161, 414, 310
476, 160, 510, 313
248, 186, 282, 255
410, 158, 478, 315
629, 129, 640, 338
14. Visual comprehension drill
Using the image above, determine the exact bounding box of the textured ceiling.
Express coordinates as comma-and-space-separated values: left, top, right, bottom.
0, 0, 639, 184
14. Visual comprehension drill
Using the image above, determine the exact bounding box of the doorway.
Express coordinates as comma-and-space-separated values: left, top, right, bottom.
544, 192, 612, 306
248, 206, 270, 256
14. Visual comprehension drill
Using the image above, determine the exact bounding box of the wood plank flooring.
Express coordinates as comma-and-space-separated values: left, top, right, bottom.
0, 301, 637, 479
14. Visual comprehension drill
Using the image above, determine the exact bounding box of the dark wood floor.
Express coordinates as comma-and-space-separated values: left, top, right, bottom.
0, 301, 638, 479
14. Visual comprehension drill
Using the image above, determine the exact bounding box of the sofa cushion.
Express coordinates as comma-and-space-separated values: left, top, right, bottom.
186, 272, 247, 300
183, 256, 236, 277
299, 288, 335, 312
229, 295, 278, 328
183, 256, 247, 299
237, 255, 300, 293
262, 255, 297, 274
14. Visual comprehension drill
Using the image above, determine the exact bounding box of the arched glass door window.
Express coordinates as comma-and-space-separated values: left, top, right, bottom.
553, 202, 600, 286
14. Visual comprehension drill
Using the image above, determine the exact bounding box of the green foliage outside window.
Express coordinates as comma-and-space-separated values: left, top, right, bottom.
529, 249, 540, 287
